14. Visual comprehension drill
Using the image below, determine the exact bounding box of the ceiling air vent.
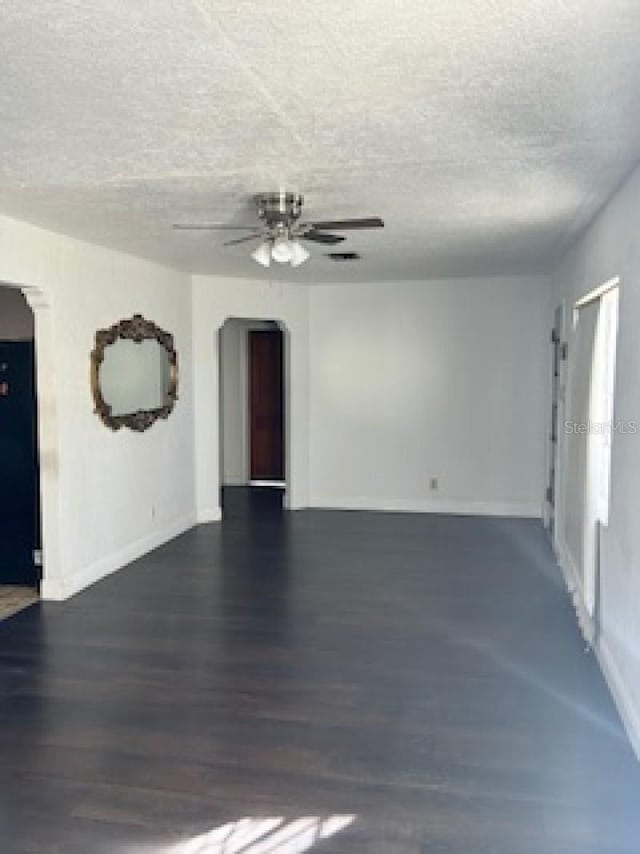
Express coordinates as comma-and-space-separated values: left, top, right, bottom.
326, 252, 361, 261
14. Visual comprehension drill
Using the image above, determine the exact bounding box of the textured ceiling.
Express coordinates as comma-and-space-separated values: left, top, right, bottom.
2, 0, 640, 283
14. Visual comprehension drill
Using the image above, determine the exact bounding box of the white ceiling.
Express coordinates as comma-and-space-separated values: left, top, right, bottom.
2, 0, 640, 283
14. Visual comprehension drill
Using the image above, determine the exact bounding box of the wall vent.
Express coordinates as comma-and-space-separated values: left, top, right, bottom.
326, 252, 361, 261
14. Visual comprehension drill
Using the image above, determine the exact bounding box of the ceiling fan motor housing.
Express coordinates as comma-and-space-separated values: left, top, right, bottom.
255, 192, 304, 229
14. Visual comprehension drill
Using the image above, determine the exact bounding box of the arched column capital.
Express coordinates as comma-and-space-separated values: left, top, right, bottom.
21, 286, 52, 312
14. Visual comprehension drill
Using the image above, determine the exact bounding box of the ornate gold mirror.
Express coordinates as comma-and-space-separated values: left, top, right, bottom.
90, 314, 178, 432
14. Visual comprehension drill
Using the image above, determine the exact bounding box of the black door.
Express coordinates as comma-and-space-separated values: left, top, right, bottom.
0, 341, 40, 586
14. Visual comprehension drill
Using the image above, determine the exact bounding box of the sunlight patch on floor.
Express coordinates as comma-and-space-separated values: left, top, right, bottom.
166, 815, 356, 854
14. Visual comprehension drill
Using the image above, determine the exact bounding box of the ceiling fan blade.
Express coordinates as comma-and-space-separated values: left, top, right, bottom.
173, 223, 258, 231
223, 233, 263, 247
300, 230, 345, 245
305, 217, 384, 231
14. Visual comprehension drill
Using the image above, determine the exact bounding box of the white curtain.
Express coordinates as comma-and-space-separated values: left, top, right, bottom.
594, 288, 619, 526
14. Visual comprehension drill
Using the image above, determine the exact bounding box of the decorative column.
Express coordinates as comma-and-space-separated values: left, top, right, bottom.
22, 287, 64, 599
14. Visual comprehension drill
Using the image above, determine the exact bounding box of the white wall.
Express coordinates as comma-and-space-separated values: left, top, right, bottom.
309, 276, 549, 516
192, 276, 309, 520
0, 213, 195, 599
220, 319, 248, 486
0, 286, 34, 339
551, 163, 640, 757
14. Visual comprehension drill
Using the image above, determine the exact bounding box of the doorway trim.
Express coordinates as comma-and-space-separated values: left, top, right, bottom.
545, 302, 565, 546
554, 276, 620, 645
1, 281, 61, 597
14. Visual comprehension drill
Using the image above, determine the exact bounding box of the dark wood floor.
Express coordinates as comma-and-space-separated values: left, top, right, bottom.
1, 488, 639, 853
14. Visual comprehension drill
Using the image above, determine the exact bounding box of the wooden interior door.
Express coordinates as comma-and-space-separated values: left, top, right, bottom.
249, 329, 284, 482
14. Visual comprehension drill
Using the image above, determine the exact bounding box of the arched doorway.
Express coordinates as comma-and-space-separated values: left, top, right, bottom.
0, 286, 40, 614
0, 281, 60, 606
217, 317, 291, 518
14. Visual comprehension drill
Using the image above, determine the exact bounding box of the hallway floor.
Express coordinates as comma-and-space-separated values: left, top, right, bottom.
0, 585, 39, 621
1, 490, 639, 852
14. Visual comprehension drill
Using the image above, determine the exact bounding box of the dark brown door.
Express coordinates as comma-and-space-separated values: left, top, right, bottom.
249, 329, 284, 481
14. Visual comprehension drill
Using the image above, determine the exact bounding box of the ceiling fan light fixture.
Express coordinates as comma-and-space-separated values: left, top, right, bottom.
251, 241, 272, 267
271, 236, 293, 264
289, 240, 310, 267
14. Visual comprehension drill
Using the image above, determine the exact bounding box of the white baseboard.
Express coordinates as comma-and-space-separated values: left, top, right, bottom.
221, 476, 247, 487
41, 511, 197, 601
308, 496, 542, 518
197, 506, 222, 523
595, 637, 640, 760
283, 492, 307, 511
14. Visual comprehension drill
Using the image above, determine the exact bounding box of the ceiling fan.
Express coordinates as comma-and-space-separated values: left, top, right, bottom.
173, 192, 384, 268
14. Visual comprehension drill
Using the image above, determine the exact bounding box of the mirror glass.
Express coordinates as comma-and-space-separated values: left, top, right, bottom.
99, 338, 171, 417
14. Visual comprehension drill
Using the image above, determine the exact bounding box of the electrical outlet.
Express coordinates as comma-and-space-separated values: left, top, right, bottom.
429, 477, 439, 491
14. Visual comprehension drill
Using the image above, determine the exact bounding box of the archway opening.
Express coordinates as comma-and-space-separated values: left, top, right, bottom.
0, 285, 41, 617
218, 317, 290, 519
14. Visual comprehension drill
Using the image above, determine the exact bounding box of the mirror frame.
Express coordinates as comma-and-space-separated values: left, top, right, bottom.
90, 313, 179, 432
